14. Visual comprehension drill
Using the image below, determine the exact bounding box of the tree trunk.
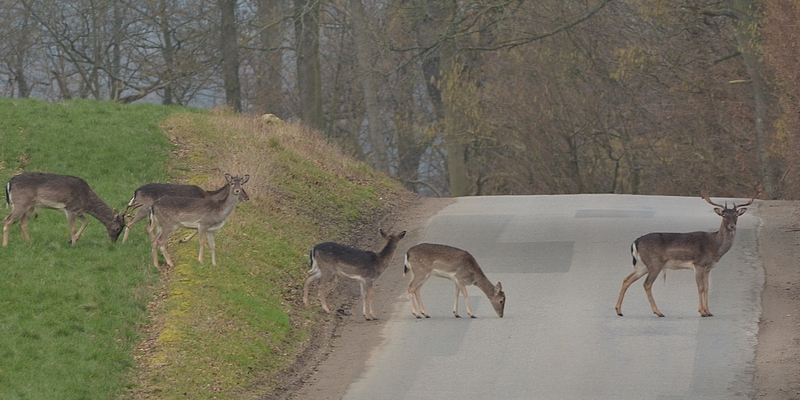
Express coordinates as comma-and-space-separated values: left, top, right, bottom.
220, 0, 242, 113
254, 0, 283, 115
414, 1, 468, 196
159, 0, 175, 105
294, 0, 323, 130
730, 0, 776, 197
350, 0, 388, 172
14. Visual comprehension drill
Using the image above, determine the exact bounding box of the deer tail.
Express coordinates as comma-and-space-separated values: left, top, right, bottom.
308, 248, 316, 273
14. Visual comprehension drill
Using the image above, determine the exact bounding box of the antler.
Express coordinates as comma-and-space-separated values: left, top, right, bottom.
701, 187, 726, 208
733, 183, 761, 209
123, 202, 143, 221
701, 184, 760, 210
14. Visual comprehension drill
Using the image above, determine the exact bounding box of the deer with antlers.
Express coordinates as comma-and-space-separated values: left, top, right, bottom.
3, 172, 126, 246
149, 173, 249, 268
122, 181, 249, 243
615, 188, 757, 317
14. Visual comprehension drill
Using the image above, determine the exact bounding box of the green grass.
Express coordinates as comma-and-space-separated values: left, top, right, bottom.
0, 100, 406, 399
131, 111, 403, 398
0, 98, 177, 399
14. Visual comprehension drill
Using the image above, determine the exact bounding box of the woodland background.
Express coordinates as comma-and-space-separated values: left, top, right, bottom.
1, 0, 799, 199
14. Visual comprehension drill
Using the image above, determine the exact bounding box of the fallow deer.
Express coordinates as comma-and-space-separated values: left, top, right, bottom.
615, 188, 757, 317
404, 243, 505, 318
122, 181, 249, 242
303, 229, 407, 320
149, 173, 249, 268
3, 172, 126, 246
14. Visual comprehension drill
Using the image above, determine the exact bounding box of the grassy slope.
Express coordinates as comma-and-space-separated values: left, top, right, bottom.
0, 99, 405, 399
0, 99, 175, 398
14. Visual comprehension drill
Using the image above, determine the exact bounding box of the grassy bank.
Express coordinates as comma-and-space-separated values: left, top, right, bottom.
0, 99, 175, 398
0, 99, 405, 398
132, 110, 405, 398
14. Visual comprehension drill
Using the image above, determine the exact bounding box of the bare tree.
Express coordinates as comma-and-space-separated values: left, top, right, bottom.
294, 0, 322, 129
350, 0, 388, 172
220, 0, 242, 112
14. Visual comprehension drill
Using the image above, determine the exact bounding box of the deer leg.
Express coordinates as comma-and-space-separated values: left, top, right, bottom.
156, 227, 176, 268
367, 282, 377, 320
415, 290, 430, 318
408, 290, 421, 318
152, 242, 161, 268
696, 269, 712, 317
303, 260, 322, 306
317, 281, 331, 313
2, 209, 17, 246
122, 208, 148, 243
65, 212, 78, 244
3, 205, 29, 245
460, 283, 476, 318
74, 214, 88, 243
3, 213, 19, 246
703, 271, 712, 317
643, 270, 664, 317
160, 241, 175, 268
407, 273, 431, 318
17, 208, 36, 243
151, 247, 158, 268
615, 268, 648, 316
146, 218, 155, 240
1, 219, 9, 246
452, 281, 462, 318
207, 232, 216, 266
413, 286, 432, 318
358, 280, 372, 320
197, 228, 206, 264
179, 231, 197, 243
314, 268, 334, 314
151, 231, 162, 268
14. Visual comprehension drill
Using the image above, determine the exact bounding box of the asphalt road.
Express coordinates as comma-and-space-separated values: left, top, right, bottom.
343, 194, 762, 400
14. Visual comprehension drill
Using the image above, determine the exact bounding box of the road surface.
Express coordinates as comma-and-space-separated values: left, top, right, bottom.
343, 194, 762, 400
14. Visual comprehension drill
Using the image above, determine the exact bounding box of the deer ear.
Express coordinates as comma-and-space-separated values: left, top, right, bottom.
224, 173, 232, 182
379, 228, 387, 238
241, 174, 250, 183
494, 282, 502, 294
398, 231, 406, 239
736, 207, 747, 216
714, 207, 724, 216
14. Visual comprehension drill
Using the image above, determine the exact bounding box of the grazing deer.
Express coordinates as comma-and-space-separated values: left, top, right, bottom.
404, 243, 505, 318
3, 172, 126, 246
149, 173, 249, 268
122, 181, 249, 242
615, 188, 757, 317
303, 229, 407, 320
